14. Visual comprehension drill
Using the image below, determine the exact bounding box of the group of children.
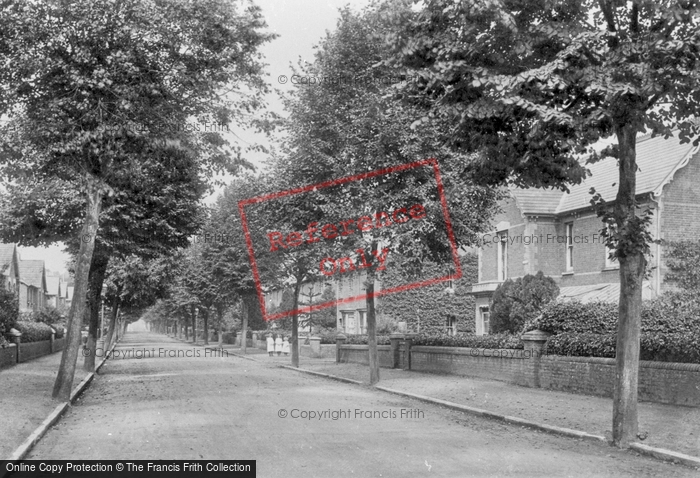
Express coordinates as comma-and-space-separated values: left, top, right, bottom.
266, 334, 290, 356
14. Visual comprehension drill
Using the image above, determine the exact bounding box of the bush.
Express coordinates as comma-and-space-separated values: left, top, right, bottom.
30, 307, 65, 325
545, 331, 700, 363
343, 334, 391, 345
14, 320, 55, 343
0, 288, 18, 342
526, 294, 700, 336
412, 332, 523, 349
490, 271, 559, 334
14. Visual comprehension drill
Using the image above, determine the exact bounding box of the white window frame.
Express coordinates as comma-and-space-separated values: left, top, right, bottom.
565, 223, 574, 272
605, 246, 618, 269
497, 232, 508, 281
446, 316, 456, 336
480, 307, 490, 335
358, 310, 367, 334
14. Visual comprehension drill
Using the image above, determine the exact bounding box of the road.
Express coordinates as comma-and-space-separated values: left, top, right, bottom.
27, 331, 697, 477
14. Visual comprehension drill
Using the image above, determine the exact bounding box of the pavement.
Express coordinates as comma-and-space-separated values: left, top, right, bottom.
2, 331, 699, 476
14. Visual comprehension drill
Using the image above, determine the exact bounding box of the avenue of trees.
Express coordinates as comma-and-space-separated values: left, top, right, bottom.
1, 0, 699, 451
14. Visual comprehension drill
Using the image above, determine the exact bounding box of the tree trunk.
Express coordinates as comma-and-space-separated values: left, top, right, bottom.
241, 298, 248, 354
367, 242, 380, 384
291, 280, 302, 368
191, 307, 197, 344
216, 306, 224, 347
83, 246, 110, 372
612, 124, 644, 448
105, 297, 119, 349
53, 176, 103, 401
203, 307, 209, 346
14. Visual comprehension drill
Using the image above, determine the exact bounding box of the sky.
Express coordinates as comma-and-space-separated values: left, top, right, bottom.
20, 0, 372, 277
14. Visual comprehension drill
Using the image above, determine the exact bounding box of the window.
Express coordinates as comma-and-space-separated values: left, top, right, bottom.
480, 307, 490, 335
340, 311, 354, 334
565, 223, 574, 271
358, 310, 367, 334
446, 315, 456, 336
605, 246, 618, 269
497, 232, 508, 281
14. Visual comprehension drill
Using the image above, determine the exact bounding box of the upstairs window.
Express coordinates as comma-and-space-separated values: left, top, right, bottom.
497, 231, 508, 281
565, 223, 574, 271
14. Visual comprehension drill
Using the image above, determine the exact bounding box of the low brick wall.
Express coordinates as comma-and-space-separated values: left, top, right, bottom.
339, 344, 700, 407
54, 337, 66, 353
0, 344, 17, 368
300, 344, 335, 359
18, 339, 52, 363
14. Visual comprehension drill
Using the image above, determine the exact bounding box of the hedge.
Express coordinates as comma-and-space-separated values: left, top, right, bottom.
525, 295, 700, 336
14, 320, 55, 343
412, 332, 523, 349
546, 331, 700, 363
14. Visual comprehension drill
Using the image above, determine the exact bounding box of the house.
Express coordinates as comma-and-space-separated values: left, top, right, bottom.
470, 132, 700, 335
18, 259, 47, 312
0, 243, 20, 294
58, 280, 67, 308
65, 283, 74, 310
336, 273, 379, 335
45, 275, 62, 308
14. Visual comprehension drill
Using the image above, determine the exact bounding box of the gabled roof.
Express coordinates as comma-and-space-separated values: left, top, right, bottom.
19, 260, 47, 291
0, 243, 18, 276
511, 132, 698, 215
46, 276, 61, 296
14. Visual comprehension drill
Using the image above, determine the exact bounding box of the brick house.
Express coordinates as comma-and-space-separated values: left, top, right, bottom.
470, 132, 700, 335
18, 259, 47, 312
0, 243, 20, 294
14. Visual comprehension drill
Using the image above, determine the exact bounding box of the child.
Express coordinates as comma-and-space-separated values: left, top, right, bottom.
266, 334, 274, 357
282, 336, 290, 356
275, 334, 283, 356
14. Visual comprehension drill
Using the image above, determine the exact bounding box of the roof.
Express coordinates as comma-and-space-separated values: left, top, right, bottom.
18, 260, 46, 290
511, 132, 698, 215
46, 276, 61, 296
0, 243, 17, 275
558, 282, 655, 303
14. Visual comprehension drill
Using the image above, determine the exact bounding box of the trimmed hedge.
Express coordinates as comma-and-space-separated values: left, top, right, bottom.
526, 295, 700, 363
546, 332, 700, 363
526, 295, 700, 336
412, 332, 523, 349
14, 320, 55, 343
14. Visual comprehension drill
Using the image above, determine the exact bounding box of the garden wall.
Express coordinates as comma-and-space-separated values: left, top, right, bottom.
0, 335, 66, 370
338, 343, 700, 407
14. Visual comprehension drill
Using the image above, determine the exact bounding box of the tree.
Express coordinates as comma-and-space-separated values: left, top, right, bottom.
0, 0, 273, 400
279, 3, 497, 383
387, 0, 700, 446
489, 272, 559, 334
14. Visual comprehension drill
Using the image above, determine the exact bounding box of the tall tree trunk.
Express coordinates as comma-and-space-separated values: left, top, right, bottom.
83, 246, 110, 372
203, 307, 209, 346
366, 240, 380, 385
105, 295, 120, 349
291, 279, 302, 368
191, 306, 197, 344
612, 125, 644, 448
53, 176, 103, 401
241, 298, 248, 354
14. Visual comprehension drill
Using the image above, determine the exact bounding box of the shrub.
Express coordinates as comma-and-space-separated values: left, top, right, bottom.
490, 271, 559, 334
32, 307, 65, 326
343, 334, 391, 345
412, 332, 523, 349
545, 331, 700, 363
0, 288, 18, 341
526, 295, 700, 336
14, 320, 55, 343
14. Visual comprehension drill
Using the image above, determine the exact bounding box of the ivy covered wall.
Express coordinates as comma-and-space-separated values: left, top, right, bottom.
377, 253, 478, 334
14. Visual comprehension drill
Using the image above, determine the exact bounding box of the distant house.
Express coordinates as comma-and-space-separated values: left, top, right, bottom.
65, 283, 74, 310
336, 272, 379, 335
18, 260, 47, 312
0, 243, 20, 294
470, 132, 700, 335
45, 276, 62, 308
58, 280, 67, 308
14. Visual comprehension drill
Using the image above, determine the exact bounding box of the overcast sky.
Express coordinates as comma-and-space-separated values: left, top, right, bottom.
22, 0, 371, 276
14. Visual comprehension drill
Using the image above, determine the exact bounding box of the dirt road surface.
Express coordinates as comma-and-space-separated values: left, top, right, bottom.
27, 332, 697, 477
